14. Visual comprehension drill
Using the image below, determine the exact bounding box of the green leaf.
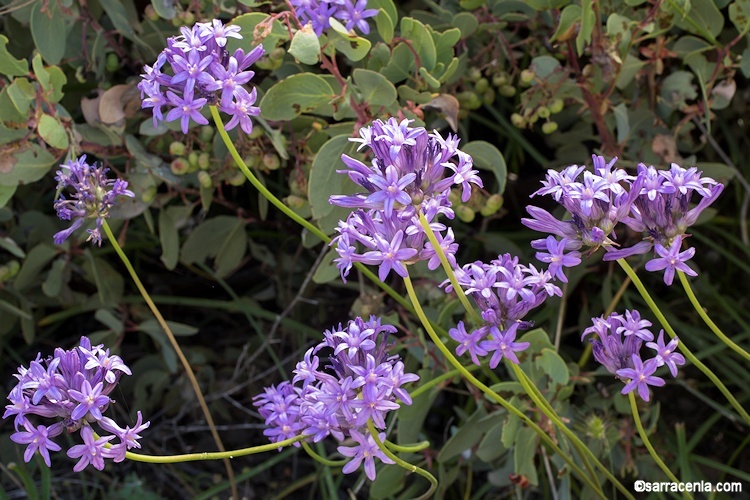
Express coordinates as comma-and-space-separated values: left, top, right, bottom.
397, 369, 440, 444
613, 102, 629, 143
288, 25, 320, 65
381, 43, 414, 83
95, 308, 123, 334
260, 73, 334, 121
463, 141, 507, 194
673, 0, 723, 40
452, 12, 479, 38
730, 0, 750, 35
308, 135, 358, 220
180, 216, 247, 277
0, 186, 17, 209
400, 18, 437, 70
530, 55, 561, 80
0, 35, 28, 77
99, 0, 142, 43
150, 0, 176, 20
328, 19, 372, 62
368, 0, 397, 25
477, 420, 507, 461
7, 78, 35, 116
551, 4, 581, 42
138, 319, 199, 337
513, 427, 539, 485
30, 0, 67, 64
229, 13, 288, 53
0, 298, 32, 321
83, 252, 125, 305
0, 144, 57, 187
14, 244, 58, 291
159, 208, 179, 270
353, 69, 398, 108
660, 70, 697, 109
375, 10, 395, 43
538, 348, 570, 385
0, 87, 27, 122
42, 258, 66, 297
576, 0, 594, 55
312, 248, 341, 284
437, 406, 488, 462
370, 462, 407, 498
37, 114, 69, 150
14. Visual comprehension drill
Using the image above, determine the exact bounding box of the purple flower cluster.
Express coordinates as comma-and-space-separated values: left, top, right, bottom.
3, 337, 149, 470
53, 155, 135, 246
445, 254, 562, 367
138, 19, 263, 134
582, 310, 685, 401
523, 156, 723, 285
291, 0, 378, 36
330, 118, 482, 282
253, 316, 418, 481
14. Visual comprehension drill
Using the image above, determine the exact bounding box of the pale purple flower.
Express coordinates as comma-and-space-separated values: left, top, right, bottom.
646, 331, 685, 377
3, 336, 147, 471
644, 236, 697, 286
67, 426, 114, 472
139, 20, 264, 135
450, 322, 489, 365
10, 422, 63, 467
338, 430, 395, 481
336, 0, 379, 35
53, 156, 135, 246
479, 323, 530, 368
616, 356, 665, 402
534, 236, 582, 283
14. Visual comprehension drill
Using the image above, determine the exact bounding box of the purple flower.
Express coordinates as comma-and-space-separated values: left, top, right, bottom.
449, 322, 489, 365
362, 230, 418, 281
11, 422, 63, 467
53, 156, 135, 246
139, 20, 263, 135
330, 119, 479, 282
67, 426, 115, 472
254, 316, 418, 473
644, 236, 697, 286
614, 309, 654, 342
69, 380, 111, 421
3, 336, 148, 471
479, 323, 530, 368
338, 430, 395, 481
336, 0, 379, 35
646, 331, 685, 377
534, 236, 581, 283
616, 355, 665, 402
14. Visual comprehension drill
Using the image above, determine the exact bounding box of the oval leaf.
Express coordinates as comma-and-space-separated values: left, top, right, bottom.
260, 73, 334, 121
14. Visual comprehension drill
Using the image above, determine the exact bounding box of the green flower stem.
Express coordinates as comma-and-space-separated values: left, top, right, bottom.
385, 439, 431, 453
628, 393, 689, 498
409, 365, 481, 400
403, 272, 607, 498
209, 106, 429, 327
102, 221, 238, 497
677, 271, 750, 362
510, 363, 633, 499
365, 420, 437, 500
417, 211, 482, 326
123, 435, 309, 463
616, 259, 750, 423
301, 442, 347, 467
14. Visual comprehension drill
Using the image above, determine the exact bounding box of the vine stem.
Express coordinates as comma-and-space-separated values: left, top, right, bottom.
402, 272, 608, 498
301, 442, 347, 467
627, 393, 689, 498
102, 221, 237, 498
365, 420, 437, 500
510, 364, 633, 499
123, 434, 308, 463
209, 106, 428, 325
677, 271, 750, 362
385, 439, 431, 453
616, 259, 750, 423
417, 211, 482, 326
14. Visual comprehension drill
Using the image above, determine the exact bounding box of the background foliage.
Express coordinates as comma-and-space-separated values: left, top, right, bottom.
1, 0, 749, 497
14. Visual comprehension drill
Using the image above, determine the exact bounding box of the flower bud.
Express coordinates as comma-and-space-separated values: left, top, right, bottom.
498, 84, 516, 97
169, 141, 186, 156
456, 205, 476, 223
542, 121, 558, 134
227, 171, 247, 186
198, 152, 211, 170
510, 113, 525, 128
548, 98, 564, 114
475, 77, 489, 94
262, 153, 281, 170
198, 170, 213, 188
199, 126, 214, 142
480, 194, 503, 216
170, 157, 190, 175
